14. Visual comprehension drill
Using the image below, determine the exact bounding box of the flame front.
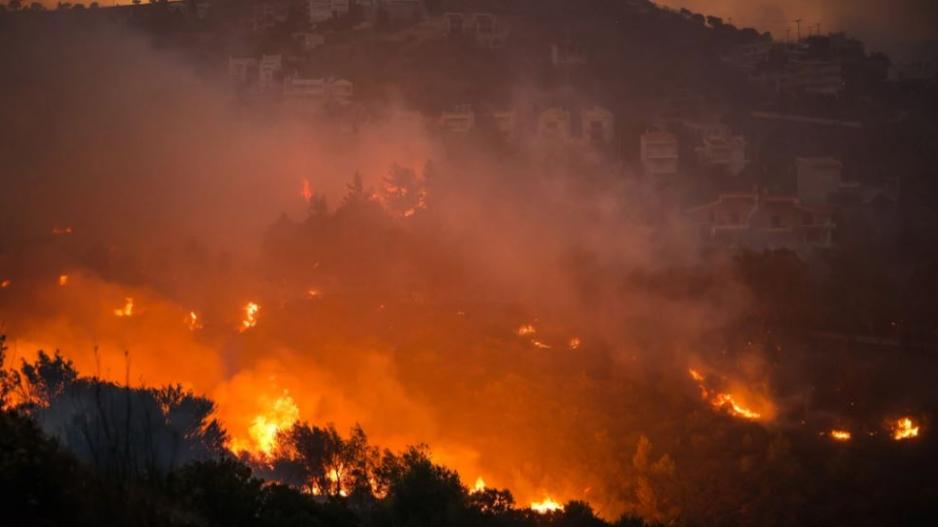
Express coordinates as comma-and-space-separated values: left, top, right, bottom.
829, 429, 852, 441
531, 497, 563, 513
240, 302, 260, 332
892, 417, 920, 440
58, 274, 69, 286
113, 297, 134, 317
516, 324, 536, 336
232, 392, 300, 457
471, 477, 486, 494
688, 368, 763, 420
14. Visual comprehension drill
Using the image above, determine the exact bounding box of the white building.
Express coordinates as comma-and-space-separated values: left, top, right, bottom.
537, 108, 572, 143
283, 76, 354, 107
780, 60, 844, 96
292, 31, 326, 52
308, 0, 350, 24
444, 9, 509, 49
258, 54, 283, 91
695, 127, 747, 176
641, 129, 679, 179
796, 157, 842, 204
439, 106, 475, 133
580, 106, 614, 145
228, 57, 258, 85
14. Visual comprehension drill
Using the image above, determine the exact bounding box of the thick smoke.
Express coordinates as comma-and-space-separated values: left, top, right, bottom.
0, 13, 896, 522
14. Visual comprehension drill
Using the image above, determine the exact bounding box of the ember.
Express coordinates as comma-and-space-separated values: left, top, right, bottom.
240, 302, 260, 332
892, 417, 920, 440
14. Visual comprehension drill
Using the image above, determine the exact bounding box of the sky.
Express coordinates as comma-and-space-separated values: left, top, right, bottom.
655, 0, 938, 54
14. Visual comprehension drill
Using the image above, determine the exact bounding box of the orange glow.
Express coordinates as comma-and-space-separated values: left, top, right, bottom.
307, 289, 322, 299
892, 417, 920, 440
58, 274, 69, 286
471, 477, 486, 493
52, 226, 73, 235
516, 324, 536, 336
531, 497, 564, 513
568, 337, 581, 350
0, 279, 10, 288
230, 391, 300, 457
185, 311, 202, 331
240, 302, 260, 332
687, 368, 765, 420
113, 297, 134, 317
711, 393, 761, 420
532, 340, 552, 350
302, 178, 312, 202
829, 429, 852, 441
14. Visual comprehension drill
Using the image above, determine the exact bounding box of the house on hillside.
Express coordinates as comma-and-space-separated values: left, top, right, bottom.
694, 126, 747, 176
308, 0, 350, 23
283, 75, 354, 108
796, 157, 842, 204
229, 56, 259, 85
439, 106, 476, 133
536, 106, 614, 149
443, 0, 511, 49
640, 129, 679, 179
685, 192, 834, 250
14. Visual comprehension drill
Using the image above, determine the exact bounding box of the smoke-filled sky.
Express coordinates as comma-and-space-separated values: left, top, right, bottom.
656, 0, 938, 53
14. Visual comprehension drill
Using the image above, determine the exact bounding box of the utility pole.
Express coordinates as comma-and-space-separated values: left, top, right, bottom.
795, 18, 802, 42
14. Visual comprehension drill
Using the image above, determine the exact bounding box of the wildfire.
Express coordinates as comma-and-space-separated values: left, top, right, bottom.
58, 274, 69, 286
687, 369, 763, 420
302, 178, 312, 202
516, 324, 536, 336
829, 429, 852, 442
531, 497, 564, 514
711, 393, 762, 420
532, 340, 552, 350
52, 226, 73, 235
307, 289, 322, 299
891, 417, 920, 440
1, 279, 10, 288
113, 297, 134, 317
233, 392, 300, 457
471, 477, 486, 493
240, 302, 260, 332
185, 311, 202, 331
568, 337, 581, 350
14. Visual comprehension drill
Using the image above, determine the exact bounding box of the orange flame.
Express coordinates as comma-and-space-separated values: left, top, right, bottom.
58, 274, 69, 286
892, 417, 920, 440
471, 477, 486, 494
687, 369, 763, 420
0, 279, 10, 289
113, 297, 134, 317
240, 302, 260, 332
568, 337, 581, 350
531, 497, 564, 513
829, 429, 852, 441
302, 178, 312, 202
52, 226, 73, 235
516, 324, 536, 336
231, 391, 300, 457
185, 311, 202, 331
